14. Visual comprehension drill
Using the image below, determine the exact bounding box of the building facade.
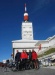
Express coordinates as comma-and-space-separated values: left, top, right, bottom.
12, 4, 55, 58
12, 4, 37, 58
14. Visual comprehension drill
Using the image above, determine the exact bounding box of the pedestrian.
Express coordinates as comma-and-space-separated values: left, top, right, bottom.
32, 49, 38, 69
20, 50, 27, 70
28, 50, 32, 69
15, 50, 21, 70
24, 50, 28, 69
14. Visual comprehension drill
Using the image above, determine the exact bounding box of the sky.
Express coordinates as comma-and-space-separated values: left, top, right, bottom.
0, 0, 55, 62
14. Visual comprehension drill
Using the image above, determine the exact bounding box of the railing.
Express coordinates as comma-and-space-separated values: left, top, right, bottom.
38, 44, 55, 55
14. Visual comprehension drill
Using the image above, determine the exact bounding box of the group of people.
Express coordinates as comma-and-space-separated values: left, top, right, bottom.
15, 49, 39, 70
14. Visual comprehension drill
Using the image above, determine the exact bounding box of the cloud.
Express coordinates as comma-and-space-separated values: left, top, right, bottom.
30, 0, 50, 14
49, 26, 55, 32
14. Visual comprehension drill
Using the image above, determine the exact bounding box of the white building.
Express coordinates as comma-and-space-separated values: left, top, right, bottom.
35, 35, 55, 55
12, 4, 38, 58
12, 4, 55, 58
22, 22, 33, 40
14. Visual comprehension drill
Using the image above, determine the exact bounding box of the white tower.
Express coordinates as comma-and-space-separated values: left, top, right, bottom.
22, 4, 33, 40
12, 3, 38, 58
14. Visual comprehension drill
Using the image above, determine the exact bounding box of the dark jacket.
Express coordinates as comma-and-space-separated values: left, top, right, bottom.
15, 52, 21, 61
28, 52, 32, 59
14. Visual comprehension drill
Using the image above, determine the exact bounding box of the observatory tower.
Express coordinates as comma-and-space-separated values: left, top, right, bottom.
12, 4, 38, 58
22, 3, 33, 40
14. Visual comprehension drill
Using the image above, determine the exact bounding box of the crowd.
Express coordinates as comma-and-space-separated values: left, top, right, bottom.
15, 49, 39, 70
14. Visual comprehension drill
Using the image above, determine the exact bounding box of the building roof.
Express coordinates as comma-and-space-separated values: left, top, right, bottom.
46, 35, 55, 41
35, 40, 49, 46
12, 39, 39, 43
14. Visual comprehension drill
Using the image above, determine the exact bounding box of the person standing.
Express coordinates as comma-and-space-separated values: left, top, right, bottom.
32, 49, 38, 69
28, 50, 32, 61
21, 50, 28, 70
15, 50, 21, 70
28, 50, 32, 69
24, 50, 28, 69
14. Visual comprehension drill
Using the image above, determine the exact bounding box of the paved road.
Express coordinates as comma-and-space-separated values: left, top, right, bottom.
43, 66, 55, 69
0, 67, 55, 75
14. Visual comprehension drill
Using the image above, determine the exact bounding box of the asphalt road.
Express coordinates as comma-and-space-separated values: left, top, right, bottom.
0, 67, 55, 75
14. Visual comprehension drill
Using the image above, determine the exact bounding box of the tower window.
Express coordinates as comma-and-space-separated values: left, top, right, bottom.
29, 27, 31, 28
23, 27, 25, 28
30, 34, 32, 36
24, 34, 26, 36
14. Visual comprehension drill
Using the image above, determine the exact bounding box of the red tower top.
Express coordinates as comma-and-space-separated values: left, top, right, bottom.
24, 3, 29, 21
